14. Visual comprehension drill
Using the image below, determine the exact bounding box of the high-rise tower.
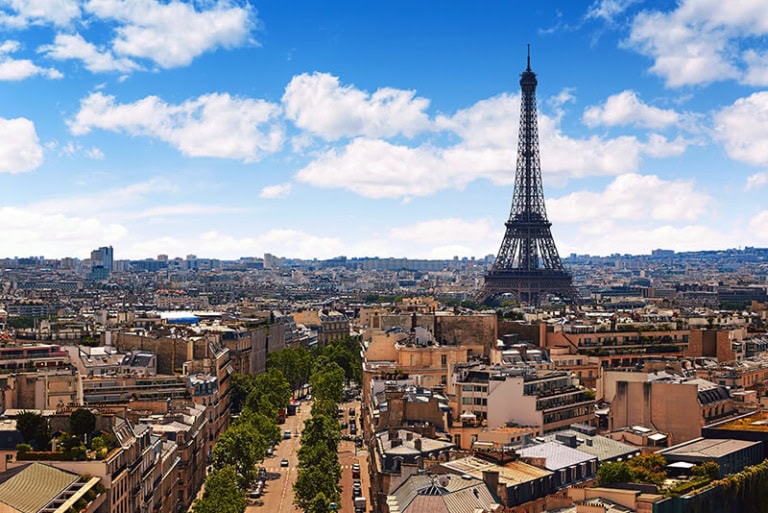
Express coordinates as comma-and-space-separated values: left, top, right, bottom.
480, 49, 575, 305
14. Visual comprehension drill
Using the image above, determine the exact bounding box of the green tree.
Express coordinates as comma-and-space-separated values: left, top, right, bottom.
245, 368, 292, 418
294, 465, 340, 512
69, 409, 96, 441
234, 409, 280, 445
310, 361, 345, 405
300, 414, 340, 453
16, 411, 51, 450
230, 374, 256, 414
319, 337, 362, 385
692, 461, 720, 480
298, 442, 341, 483
311, 398, 338, 419
268, 347, 313, 391
211, 423, 267, 487
597, 461, 634, 486
192, 465, 246, 513
628, 453, 667, 485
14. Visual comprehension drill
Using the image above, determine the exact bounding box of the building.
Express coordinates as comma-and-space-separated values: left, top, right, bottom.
0, 462, 106, 513
435, 455, 554, 510
658, 438, 763, 477
453, 365, 596, 433
385, 472, 500, 513
609, 377, 736, 445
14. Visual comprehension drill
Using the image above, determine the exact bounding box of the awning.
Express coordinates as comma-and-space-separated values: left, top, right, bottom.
648, 433, 668, 441
460, 411, 477, 419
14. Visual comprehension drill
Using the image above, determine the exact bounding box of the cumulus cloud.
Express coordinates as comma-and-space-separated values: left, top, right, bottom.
0, 116, 43, 173
282, 72, 431, 140
296, 93, 682, 199
0, 206, 127, 257
547, 173, 710, 223
625, 0, 768, 87
124, 229, 346, 261
0, 38, 61, 80
0, 0, 81, 27
746, 172, 768, 190
40, 33, 139, 73
714, 91, 768, 166
583, 90, 680, 128
259, 183, 292, 199
84, 0, 253, 68
69, 92, 283, 161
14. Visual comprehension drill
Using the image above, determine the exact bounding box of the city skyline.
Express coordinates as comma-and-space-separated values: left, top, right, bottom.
1, 1, 768, 260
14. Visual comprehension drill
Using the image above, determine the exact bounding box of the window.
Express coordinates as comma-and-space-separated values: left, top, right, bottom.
441, 354, 447, 366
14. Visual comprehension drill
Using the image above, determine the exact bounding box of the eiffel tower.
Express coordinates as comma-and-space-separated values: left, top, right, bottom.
479, 48, 576, 305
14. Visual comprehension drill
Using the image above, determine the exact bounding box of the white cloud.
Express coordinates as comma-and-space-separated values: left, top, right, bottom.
69, 92, 283, 161
297, 93, 676, 199
0, 206, 126, 258
586, 0, 639, 23
714, 91, 768, 166
750, 210, 768, 241
40, 33, 139, 73
85, 146, 104, 159
0, 0, 81, 27
124, 229, 346, 260
0, 38, 62, 80
283, 72, 431, 140
583, 90, 680, 128
259, 183, 292, 199
84, 0, 253, 68
547, 173, 710, 223
32, 177, 177, 215
625, 0, 768, 87
559, 223, 738, 256
129, 204, 246, 219
0, 56, 62, 80
746, 172, 768, 190
0, 116, 43, 173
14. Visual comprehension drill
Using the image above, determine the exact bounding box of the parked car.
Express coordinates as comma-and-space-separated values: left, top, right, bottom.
280, 458, 289, 467
283, 430, 291, 439
351, 463, 361, 478
341, 422, 348, 429
348, 407, 356, 416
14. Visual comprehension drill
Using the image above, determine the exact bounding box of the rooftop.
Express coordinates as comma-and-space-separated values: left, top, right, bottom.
712, 411, 768, 432
660, 438, 761, 459
439, 456, 552, 486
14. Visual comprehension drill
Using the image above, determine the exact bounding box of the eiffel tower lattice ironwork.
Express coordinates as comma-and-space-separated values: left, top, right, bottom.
479, 49, 576, 305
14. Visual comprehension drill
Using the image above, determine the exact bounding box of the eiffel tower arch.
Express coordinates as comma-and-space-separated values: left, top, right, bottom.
479, 48, 576, 306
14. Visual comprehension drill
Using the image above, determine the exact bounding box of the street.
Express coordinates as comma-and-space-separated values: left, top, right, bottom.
246, 402, 311, 513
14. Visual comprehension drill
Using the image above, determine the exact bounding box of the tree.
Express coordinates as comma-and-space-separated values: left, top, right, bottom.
234, 409, 280, 445
597, 461, 633, 486
211, 423, 267, 487
294, 465, 340, 512
230, 374, 256, 415
300, 414, 340, 453
297, 442, 341, 483
16, 411, 51, 450
192, 465, 246, 513
692, 461, 720, 480
70, 409, 96, 441
245, 368, 292, 418
310, 361, 345, 405
319, 338, 362, 385
268, 347, 313, 390
628, 453, 667, 485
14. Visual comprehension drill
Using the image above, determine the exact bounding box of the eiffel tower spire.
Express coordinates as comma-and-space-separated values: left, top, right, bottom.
479, 49, 576, 305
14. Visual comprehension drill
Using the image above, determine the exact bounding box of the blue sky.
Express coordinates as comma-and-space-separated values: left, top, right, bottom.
1, 0, 767, 260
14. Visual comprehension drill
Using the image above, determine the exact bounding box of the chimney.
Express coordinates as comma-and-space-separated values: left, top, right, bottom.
482, 470, 499, 494
406, 432, 413, 441
411, 312, 417, 333
586, 439, 593, 447
414, 438, 423, 452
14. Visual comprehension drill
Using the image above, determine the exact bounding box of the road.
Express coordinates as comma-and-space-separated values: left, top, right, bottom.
246, 403, 311, 513
337, 397, 370, 513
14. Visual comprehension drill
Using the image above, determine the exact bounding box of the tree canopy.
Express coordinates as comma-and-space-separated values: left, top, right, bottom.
268, 346, 313, 390
16, 411, 51, 450
310, 361, 345, 405
192, 465, 246, 513
211, 423, 267, 488
245, 368, 292, 418
69, 409, 96, 440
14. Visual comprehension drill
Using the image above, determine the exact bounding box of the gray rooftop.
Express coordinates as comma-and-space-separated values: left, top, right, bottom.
660, 438, 761, 459
517, 441, 596, 471
387, 473, 499, 513
539, 429, 640, 462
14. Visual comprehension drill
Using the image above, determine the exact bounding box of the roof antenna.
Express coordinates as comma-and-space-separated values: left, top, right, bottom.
527, 44, 531, 71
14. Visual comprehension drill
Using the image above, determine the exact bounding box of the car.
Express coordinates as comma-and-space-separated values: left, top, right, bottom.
353, 488, 361, 497
348, 407, 356, 416
266, 447, 273, 457
294, 431, 300, 437
258, 467, 267, 479
341, 421, 348, 429
249, 489, 261, 499
350, 418, 356, 428
280, 458, 289, 467
350, 425, 357, 435
351, 463, 361, 478
283, 430, 291, 439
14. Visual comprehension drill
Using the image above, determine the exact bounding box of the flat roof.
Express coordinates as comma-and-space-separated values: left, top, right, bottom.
661, 438, 761, 459
714, 411, 768, 432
